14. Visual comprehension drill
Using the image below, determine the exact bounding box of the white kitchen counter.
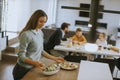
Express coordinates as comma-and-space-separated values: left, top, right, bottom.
77, 60, 113, 80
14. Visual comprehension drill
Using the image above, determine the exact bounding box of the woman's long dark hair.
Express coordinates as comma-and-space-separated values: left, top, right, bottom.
19, 10, 48, 36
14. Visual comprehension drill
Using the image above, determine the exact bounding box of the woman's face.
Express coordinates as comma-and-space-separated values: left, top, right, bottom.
36, 16, 47, 29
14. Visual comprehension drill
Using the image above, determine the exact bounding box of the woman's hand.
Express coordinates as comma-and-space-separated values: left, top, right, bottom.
34, 61, 44, 69
42, 50, 65, 63
25, 58, 44, 69
54, 57, 65, 63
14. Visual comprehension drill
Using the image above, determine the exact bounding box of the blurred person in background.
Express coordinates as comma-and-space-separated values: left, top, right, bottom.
70, 28, 87, 45
44, 22, 70, 57
96, 32, 107, 58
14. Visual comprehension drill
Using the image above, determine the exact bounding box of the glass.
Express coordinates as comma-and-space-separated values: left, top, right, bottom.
107, 44, 112, 51
103, 46, 107, 49
98, 45, 102, 50
107, 47, 110, 50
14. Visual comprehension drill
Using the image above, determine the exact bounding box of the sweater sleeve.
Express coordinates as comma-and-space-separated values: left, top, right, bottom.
18, 32, 31, 62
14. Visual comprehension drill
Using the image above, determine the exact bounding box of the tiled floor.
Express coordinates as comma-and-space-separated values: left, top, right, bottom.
0, 60, 15, 80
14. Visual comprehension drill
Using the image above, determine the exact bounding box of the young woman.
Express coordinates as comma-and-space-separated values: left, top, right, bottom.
12, 10, 64, 80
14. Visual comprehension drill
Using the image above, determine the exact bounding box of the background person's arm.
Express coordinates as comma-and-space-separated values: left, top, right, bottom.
42, 50, 65, 63
78, 35, 87, 45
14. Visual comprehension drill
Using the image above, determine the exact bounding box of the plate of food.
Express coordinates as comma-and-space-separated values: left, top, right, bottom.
42, 64, 60, 75
59, 62, 78, 70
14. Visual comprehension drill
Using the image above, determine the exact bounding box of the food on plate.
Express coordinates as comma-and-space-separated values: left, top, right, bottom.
42, 64, 60, 75
42, 64, 60, 72
110, 46, 119, 52
60, 62, 78, 70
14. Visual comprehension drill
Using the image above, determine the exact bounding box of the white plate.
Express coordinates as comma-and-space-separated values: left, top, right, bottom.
60, 62, 78, 70
42, 64, 60, 75
42, 69, 59, 75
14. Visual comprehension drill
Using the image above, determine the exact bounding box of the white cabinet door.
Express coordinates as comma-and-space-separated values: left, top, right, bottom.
0, 37, 7, 50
